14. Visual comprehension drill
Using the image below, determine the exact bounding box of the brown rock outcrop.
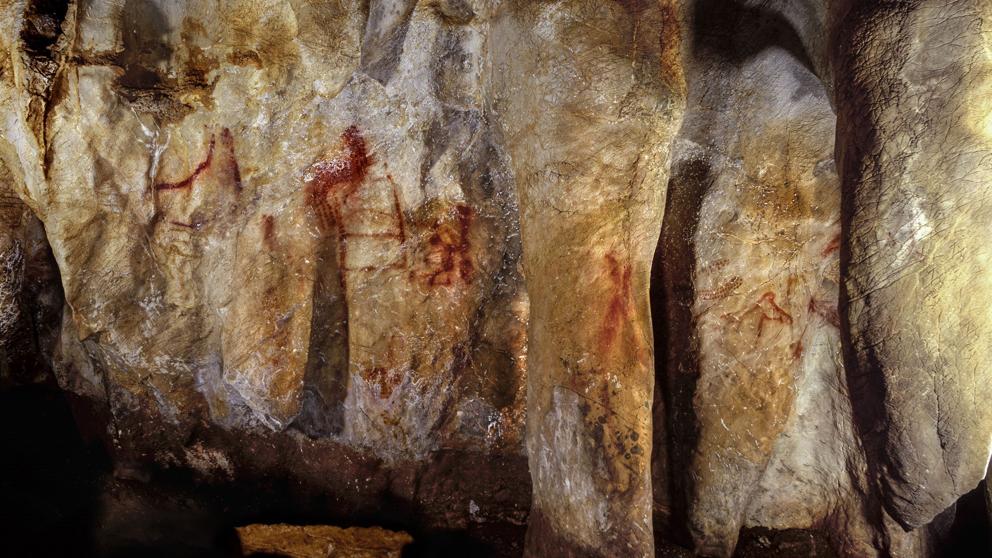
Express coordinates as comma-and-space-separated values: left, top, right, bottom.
235, 523, 412, 558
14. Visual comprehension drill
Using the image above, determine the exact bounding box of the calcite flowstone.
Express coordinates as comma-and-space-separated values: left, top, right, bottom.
1, 0, 527, 459
662, 23, 871, 557
650, 1, 992, 555
2, 0, 689, 553
0, 0, 529, 542
832, 0, 992, 530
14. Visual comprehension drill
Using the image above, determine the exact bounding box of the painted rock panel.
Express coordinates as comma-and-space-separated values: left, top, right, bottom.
2, 1, 991, 556
0, 0, 527, 517
658, 3, 927, 556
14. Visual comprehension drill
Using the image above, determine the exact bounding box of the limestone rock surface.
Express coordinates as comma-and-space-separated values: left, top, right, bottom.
832, 0, 992, 531
2, 1, 992, 557
663, 24, 866, 558
0, 157, 60, 386
657, 1, 992, 556
2, 0, 528, 453
0, 0, 530, 543
492, 1, 685, 555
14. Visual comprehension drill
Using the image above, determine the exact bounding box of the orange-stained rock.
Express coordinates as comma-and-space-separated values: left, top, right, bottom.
661, 38, 881, 555
2, 1, 992, 557
235, 524, 412, 558
0, 0, 526, 460
0, 0, 529, 540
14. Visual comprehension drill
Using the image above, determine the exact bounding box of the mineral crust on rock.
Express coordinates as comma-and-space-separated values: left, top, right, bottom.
655, 3, 933, 556
0, 0, 530, 543
2, 0, 528, 453
665, 26, 863, 558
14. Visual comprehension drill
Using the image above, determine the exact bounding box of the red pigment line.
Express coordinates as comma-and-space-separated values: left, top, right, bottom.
808, 297, 840, 328
169, 220, 200, 230
599, 251, 633, 351
756, 291, 793, 337
155, 135, 216, 191
821, 233, 841, 257
305, 125, 373, 236
220, 128, 243, 191
388, 175, 407, 243
301, 125, 381, 292
423, 205, 474, 286
310, 126, 371, 200
262, 214, 275, 249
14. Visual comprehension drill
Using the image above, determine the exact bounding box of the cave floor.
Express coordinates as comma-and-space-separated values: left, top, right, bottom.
1, 386, 987, 557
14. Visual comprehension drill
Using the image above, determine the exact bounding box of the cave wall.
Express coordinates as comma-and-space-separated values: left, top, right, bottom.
1, 0, 532, 537
1, 0, 991, 557
0, 156, 61, 387
660, 4, 876, 554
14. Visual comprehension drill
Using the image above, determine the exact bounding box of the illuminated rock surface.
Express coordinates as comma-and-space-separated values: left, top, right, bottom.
1, 0, 530, 548
1, 1, 990, 557
492, 1, 685, 555
834, 0, 992, 533
663, 15, 871, 557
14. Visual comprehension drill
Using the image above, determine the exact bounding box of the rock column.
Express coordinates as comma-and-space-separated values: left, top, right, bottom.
832, 0, 992, 529
492, 1, 686, 555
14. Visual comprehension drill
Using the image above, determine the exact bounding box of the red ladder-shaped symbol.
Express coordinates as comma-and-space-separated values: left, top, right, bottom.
305, 126, 407, 276
337, 174, 407, 273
